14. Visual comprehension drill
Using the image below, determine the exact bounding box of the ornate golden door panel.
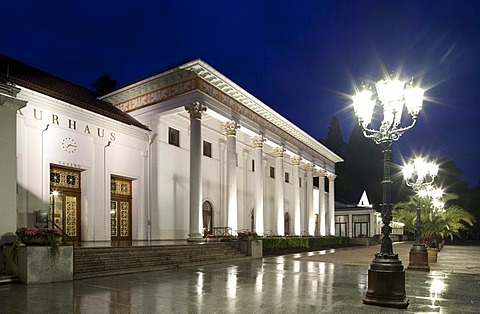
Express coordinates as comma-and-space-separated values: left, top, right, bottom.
111, 176, 132, 241
50, 166, 81, 242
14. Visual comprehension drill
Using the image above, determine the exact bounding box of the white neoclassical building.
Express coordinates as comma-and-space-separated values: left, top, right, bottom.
0, 55, 343, 243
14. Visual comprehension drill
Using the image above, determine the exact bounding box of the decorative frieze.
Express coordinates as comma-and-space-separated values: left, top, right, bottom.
185, 102, 207, 120
222, 120, 240, 136
116, 79, 196, 112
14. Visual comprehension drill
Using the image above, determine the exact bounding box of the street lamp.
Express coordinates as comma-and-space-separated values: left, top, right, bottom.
352, 74, 424, 309
403, 157, 439, 271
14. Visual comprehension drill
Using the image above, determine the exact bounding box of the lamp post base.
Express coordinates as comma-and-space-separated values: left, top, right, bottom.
407, 244, 430, 271
363, 255, 409, 309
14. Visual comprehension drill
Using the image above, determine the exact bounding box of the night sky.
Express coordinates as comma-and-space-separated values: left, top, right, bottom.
2, 1, 479, 187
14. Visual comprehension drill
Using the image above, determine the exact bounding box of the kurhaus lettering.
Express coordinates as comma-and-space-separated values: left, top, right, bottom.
18, 107, 116, 141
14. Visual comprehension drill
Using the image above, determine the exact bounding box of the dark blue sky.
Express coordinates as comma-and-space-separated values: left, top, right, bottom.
2, 1, 479, 187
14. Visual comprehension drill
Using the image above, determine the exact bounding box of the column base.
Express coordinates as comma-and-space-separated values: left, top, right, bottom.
187, 233, 204, 242
363, 255, 409, 309
408, 244, 430, 271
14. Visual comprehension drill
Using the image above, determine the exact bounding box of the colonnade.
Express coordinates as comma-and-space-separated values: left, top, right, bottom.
184, 102, 337, 240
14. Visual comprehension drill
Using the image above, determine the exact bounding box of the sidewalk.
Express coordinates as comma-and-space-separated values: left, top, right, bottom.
299, 241, 480, 275
0, 242, 479, 313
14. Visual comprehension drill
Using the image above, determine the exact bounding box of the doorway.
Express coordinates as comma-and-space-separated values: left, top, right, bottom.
110, 176, 133, 241
202, 201, 213, 236
50, 166, 82, 242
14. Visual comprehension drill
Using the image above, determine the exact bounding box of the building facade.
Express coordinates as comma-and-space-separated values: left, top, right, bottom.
1, 55, 343, 243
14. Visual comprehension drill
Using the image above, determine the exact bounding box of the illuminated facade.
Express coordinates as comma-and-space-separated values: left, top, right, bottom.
1, 55, 343, 242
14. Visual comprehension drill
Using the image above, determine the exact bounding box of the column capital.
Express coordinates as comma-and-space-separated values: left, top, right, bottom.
222, 120, 240, 136
316, 168, 327, 177
185, 101, 207, 120
273, 146, 285, 158
291, 155, 302, 166
305, 163, 315, 172
251, 135, 265, 149
327, 172, 337, 181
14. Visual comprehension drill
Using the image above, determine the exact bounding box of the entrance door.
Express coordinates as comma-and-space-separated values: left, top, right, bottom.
110, 176, 132, 241
50, 166, 82, 242
202, 201, 213, 236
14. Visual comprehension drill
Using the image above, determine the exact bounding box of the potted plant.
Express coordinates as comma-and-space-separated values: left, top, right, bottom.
393, 193, 475, 262
14, 227, 63, 256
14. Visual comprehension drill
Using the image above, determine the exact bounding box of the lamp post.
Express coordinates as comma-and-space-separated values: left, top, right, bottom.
403, 157, 439, 271
352, 74, 424, 309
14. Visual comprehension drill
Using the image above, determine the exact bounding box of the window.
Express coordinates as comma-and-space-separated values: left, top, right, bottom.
299, 178, 302, 187
285, 172, 290, 183
270, 166, 275, 178
353, 214, 370, 237
251, 159, 255, 172
168, 127, 180, 147
203, 141, 212, 157
335, 215, 348, 237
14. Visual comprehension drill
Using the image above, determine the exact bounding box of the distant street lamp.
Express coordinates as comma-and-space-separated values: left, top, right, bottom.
352, 74, 424, 309
403, 157, 439, 271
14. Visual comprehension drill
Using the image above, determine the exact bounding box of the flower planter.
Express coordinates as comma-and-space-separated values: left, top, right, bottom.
4, 245, 73, 284
427, 248, 438, 263
21, 235, 62, 246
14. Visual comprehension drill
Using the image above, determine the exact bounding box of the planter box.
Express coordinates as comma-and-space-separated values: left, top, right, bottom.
231, 240, 263, 258
4, 245, 73, 284
427, 248, 438, 263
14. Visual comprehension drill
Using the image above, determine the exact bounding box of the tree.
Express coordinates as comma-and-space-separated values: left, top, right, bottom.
324, 116, 350, 199
325, 116, 346, 157
393, 193, 475, 247
91, 73, 117, 96
342, 124, 383, 204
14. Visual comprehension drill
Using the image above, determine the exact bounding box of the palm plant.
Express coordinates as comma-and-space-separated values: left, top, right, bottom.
393, 193, 475, 248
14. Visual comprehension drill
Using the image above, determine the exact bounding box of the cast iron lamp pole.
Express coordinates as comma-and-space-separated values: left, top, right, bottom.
403, 157, 439, 271
352, 75, 424, 309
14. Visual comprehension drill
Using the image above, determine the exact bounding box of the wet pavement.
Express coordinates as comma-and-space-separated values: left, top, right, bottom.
0, 242, 479, 313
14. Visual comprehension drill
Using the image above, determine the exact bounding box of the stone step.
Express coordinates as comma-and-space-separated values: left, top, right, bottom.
73, 243, 247, 279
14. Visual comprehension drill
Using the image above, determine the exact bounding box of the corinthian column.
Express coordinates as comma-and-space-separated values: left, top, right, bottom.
222, 120, 240, 232
317, 168, 327, 236
327, 172, 337, 236
305, 163, 315, 235
273, 146, 285, 235
291, 155, 302, 235
252, 135, 265, 234
185, 102, 206, 241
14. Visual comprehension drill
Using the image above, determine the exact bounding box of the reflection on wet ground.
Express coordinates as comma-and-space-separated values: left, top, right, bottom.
0, 242, 479, 313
